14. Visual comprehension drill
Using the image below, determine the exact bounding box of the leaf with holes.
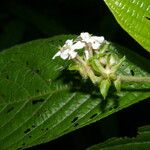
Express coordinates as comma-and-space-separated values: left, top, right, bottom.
104, 0, 150, 51
0, 35, 150, 150
87, 124, 150, 150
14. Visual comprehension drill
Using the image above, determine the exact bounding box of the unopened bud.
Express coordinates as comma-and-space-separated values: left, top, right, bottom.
99, 79, 111, 99
114, 78, 121, 92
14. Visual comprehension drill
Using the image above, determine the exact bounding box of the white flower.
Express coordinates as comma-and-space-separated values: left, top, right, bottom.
79, 32, 105, 49
72, 41, 85, 50
52, 49, 77, 60
80, 32, 91, 43
65, 39, 73, 45
90, 36, 105, 49
52, 39, 85, 60
52, 32, 106, 60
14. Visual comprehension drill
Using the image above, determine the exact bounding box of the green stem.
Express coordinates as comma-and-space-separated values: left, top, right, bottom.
100, 42, 110, 53
87, 46, 93, 57
120, 75, 150, 83
75, 56, 100, 84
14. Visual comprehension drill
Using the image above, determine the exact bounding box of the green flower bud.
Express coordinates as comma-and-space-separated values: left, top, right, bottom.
109, 54, 118, 66
89, 57, 106, 76
99, 79, 111, 99
68, 63, 88, 79
111, 56, 126, 73
114, 78, 121, 92
100, 57, 107, 66
68, 64, 79, 71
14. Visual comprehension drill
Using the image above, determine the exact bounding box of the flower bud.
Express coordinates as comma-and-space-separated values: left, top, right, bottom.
99, 79, 111, 99
114, 78, 121, 92
109, 54, 117, 66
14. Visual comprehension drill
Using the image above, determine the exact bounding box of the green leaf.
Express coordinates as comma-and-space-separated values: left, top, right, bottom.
0, 35, 150, 150
104, 0, 150, 51
87, 124, 150, 150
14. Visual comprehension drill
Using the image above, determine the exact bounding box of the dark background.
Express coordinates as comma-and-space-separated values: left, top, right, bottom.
0, 0, 150, 149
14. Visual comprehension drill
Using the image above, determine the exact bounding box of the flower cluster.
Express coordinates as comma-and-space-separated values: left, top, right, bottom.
52, 32, 125, 99
52, 39, 85, 60
52, 32, 105, 60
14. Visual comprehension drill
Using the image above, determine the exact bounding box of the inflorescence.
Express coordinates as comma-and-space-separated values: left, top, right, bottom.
52, 32, 126, 99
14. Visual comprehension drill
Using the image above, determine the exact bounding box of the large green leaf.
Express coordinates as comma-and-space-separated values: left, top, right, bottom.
104, 0, 150, 51
87, 124, 150, 150
0, 35, 150, 150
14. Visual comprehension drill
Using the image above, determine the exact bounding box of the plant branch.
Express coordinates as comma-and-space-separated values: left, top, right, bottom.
120, 75, 150, 83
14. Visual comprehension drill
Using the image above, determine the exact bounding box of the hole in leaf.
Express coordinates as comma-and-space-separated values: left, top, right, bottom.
36, 89, 40, 93
22, 143, 25, 146
41, 128, 49, 132
71, 117, 78, 123
6, 75, 9, 79
90, 113, 98, 119
10, 59, 15, 63
74, 123, 79, 127
35, 69, 40, 74
6, 107, 14, 113
29, 135, 32, 138
26, 61, 29, 66
32, 125, 36, 128
145, 16, 150, 20
130, 70, 135, 76
32, 98, 45, 105
24, 128, 31, 134
1, 93, 5, 98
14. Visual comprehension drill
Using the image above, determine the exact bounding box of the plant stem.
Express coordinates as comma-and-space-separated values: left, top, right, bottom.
75, 56, 100, 84
120, 75, 150, 83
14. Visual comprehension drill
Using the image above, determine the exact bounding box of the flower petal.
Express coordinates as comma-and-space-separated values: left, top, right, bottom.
92, 42, 101, 49
91, 36, 105, 43
72, 41, 85, 50
65, 39, 73, 46
60, 49, 69, 60
80, 32, 91, 42
52, 51, 61, 59
69, 50, 77, 59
